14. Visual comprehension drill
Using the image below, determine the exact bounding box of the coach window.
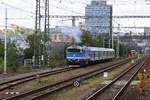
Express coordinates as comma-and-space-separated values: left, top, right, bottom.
102, 51, 104, 56
100, 51, 102, 56
106, 51, 108, 56
90, 51, 94, 57
96, 51, 98, 56
108, 51, 109, 56
110, 51, 112, 56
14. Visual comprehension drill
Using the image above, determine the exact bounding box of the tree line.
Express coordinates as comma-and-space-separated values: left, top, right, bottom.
81, 30, 131, 57
0, 30, 131, 72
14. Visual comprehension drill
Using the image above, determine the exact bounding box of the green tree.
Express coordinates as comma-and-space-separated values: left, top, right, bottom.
119, 44, 130, 57
0, 39, 24, 72
7, 43, 18, 67
0, 40, 4, 59
81, 31, 110, 47
81, 31, 93, 46
0, 40, 4, 72
24, 34, 34, 59
113, 40, 131, 57
24, 33, 50, 62
91, 34, 109, 47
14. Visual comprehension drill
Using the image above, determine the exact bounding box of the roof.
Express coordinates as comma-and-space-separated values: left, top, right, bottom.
67, 46, 114, 51
87, 47, 114, 51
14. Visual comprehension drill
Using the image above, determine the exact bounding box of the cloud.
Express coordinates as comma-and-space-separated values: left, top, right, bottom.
0, 0, 150, 33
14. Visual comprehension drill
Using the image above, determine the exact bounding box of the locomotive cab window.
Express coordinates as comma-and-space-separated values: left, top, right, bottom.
67, 48, 80, 52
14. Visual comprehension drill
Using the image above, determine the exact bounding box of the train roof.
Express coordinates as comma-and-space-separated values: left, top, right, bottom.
87, 47, 114, 51
67, 46, 83, 49
67, 46, 114, 52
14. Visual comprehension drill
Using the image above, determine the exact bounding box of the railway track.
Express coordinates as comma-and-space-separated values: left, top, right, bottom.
86, 57, 147, 100
0, 59, 124, 93
0, 67, 73, 92
4, 58, 132, 100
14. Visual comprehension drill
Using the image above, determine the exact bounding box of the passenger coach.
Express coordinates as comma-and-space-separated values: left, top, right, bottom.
66, 46, 115, 67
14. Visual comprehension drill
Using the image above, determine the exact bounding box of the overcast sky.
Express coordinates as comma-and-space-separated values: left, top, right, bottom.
0, 0, 150, 32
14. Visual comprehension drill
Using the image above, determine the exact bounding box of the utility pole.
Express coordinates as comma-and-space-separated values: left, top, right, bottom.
110, 6, 113, 49
109, 39, 111, 48
4, 8, 7, 74
112, 32, 114, 49
112, 24, 114, 49
103, 36, 105, 48
72, 16, 76, 27
117, 24, 120, 58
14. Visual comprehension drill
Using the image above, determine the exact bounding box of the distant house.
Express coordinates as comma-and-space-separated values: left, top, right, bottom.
0, 32, 27, 49
48, 26, 81, 57
48, 32, 73, 57
0, 24, 34, 35
50, 32, 73, 44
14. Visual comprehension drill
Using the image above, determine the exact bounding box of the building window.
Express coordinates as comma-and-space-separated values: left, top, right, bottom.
59, 35, 63, 40
54, 35, 57, 40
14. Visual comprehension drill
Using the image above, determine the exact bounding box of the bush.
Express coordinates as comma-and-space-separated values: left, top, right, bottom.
15, 67, 32, 73
0, 58, 4, 73
48, 56, 67, 68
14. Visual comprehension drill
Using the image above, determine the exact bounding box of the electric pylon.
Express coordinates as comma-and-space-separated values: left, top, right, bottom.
34, 0, 42, 67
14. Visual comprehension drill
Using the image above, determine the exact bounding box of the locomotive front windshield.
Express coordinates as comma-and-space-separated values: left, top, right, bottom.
67, 48, 80, 52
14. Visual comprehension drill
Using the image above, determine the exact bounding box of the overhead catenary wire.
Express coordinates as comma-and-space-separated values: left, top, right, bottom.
0, 1, 84, 16
50, 4, 84, 15
0, 1, 35, 14
0, 17, 34, 20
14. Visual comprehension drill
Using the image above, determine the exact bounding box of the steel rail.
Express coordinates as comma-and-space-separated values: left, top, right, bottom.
5, 59, 130, 100
86, 57, 146, 100
0, 67, 73, 92
112, 58, 147, 100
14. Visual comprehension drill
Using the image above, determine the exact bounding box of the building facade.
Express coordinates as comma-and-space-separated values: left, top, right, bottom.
144, 27, 150, 36
85, 0, 112, 37
50, 32, 73, 43
49, 26, 62, 34
49, 32, 73, 57
0, 24, 34, 35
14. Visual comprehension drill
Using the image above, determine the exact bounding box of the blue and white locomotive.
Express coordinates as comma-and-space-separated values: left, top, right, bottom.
66, 46, 115, 67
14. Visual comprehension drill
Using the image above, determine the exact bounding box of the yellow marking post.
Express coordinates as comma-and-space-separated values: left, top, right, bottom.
138, 69, 149, 93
